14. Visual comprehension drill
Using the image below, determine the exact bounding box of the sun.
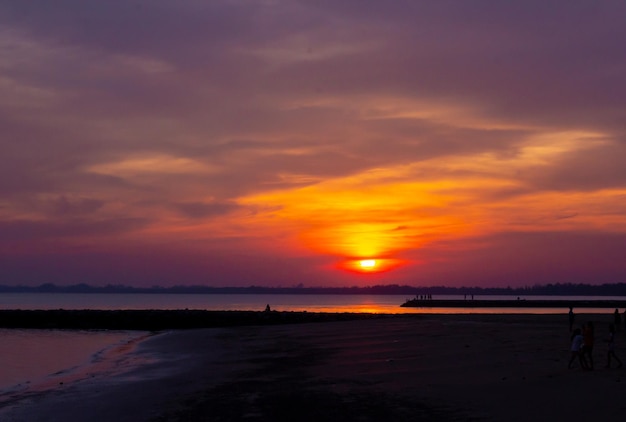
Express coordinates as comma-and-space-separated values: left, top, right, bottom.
359, 259, 377, 269
337, 257, 405, 274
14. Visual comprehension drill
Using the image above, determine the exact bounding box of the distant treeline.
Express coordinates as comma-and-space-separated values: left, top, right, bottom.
2, 282, 626, 296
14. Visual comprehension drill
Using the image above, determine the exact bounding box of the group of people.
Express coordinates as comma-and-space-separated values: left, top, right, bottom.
568, 307, 624, 370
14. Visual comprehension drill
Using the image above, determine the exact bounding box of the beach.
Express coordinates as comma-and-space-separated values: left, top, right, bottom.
2, 313, 626, 421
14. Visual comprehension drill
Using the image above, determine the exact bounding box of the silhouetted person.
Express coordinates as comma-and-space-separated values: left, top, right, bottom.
615, 309, 622, 331
568, 307, 575, 332
606, 324, 623, 369
568, 328, 588, 369
264, 304, 271, 312
582, 321, 595, 370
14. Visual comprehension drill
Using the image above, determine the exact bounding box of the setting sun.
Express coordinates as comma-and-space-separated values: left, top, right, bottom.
338, 258, 405, 274
359, 259, 377, 268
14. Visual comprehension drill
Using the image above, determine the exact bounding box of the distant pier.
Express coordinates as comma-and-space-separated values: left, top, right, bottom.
401, 299, 626, 309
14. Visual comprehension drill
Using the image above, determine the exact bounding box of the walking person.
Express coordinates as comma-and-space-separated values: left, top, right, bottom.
582, 321, 595, 370
606, 324, 623, 369
568, 328, 588, 369
568, 307, 575, 332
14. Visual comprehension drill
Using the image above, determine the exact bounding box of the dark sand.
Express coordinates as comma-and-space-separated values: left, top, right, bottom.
2, 313, 626, 421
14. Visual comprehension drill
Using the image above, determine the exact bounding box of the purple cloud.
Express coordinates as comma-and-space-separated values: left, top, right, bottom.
0, 0, 625, 286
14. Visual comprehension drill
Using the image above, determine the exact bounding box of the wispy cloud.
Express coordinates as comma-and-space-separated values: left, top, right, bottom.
1, 0, 625, 286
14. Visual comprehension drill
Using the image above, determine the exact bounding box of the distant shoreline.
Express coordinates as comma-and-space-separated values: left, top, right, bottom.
3, 282, 626, 296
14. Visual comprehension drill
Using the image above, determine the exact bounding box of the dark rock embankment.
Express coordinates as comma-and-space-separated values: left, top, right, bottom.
0, 309, 395, 330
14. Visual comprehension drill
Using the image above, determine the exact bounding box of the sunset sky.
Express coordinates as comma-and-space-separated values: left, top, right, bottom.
1, 1, 625, 287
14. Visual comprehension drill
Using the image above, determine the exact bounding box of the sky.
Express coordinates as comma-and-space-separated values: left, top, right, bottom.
1, 1, 625, 288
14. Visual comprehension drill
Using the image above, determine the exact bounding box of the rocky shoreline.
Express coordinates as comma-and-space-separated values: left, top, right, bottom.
0, 309, 392, 330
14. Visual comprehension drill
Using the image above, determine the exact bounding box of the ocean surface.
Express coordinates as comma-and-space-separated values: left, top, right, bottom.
3, 292, 626, 313
0, 329, 142, 396
2, 293, 625, 394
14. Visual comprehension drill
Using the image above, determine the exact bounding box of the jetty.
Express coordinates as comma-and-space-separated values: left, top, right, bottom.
0, 309, 388, 330
401, 298, 626, 309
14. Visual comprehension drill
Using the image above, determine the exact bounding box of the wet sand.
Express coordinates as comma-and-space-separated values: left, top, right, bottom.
2, 313, 626, 421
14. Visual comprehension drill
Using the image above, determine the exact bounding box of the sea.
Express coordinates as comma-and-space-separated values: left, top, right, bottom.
4, 292, 626, 313
1, 292, 624, 395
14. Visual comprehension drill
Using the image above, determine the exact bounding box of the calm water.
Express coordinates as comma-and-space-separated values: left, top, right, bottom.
1, 292, 625, 314
0, 329, 141, 395
0, 293, 415, 313
2, 293, 624, 394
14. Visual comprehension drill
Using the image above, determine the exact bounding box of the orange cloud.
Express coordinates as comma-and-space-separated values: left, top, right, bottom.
239, 169, 473, 272
238, 130, 626, 277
